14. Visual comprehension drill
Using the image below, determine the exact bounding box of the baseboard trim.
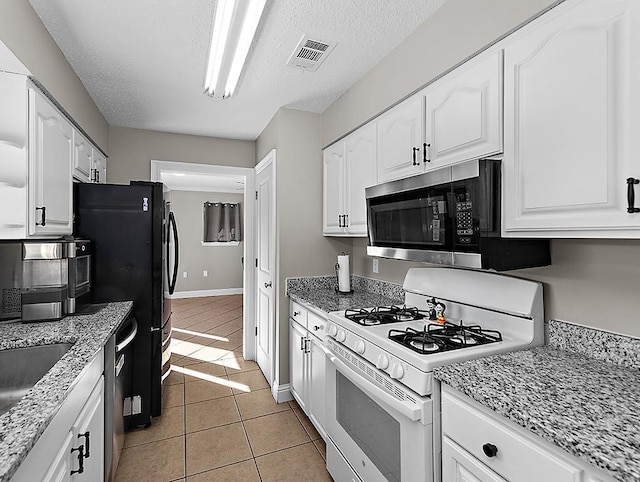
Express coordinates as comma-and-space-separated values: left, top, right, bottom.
272, 382, 293, 404
171, 288, 243, 299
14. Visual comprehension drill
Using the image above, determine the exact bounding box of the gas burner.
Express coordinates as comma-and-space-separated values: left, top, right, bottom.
388, 322, 503, 354
344, 305, 429, 326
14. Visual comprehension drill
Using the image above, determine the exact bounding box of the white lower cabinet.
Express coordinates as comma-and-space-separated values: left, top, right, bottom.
289, 301, 327, 440
440, 386, 617, 482
13, 352, 105, 482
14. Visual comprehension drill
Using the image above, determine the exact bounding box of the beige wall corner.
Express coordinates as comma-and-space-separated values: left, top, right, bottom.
256, 108, 353, 385
322, 0, 559, 146
0, 2, 109, 150
171, 190, 244, 293
108, 126, 256, 184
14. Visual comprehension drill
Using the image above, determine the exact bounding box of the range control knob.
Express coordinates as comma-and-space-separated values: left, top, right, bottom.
376, 355, 389, 370
390, 363, 405, 380
355, 340, 366, 354
327, 324, 338, 337
336, 330, 347, 342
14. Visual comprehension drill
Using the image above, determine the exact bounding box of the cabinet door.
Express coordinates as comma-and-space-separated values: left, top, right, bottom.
345, 123, 377, 236
377, 95, 424, 182
308, 336, 326, 439
289, 320, 308, 412
503, 0, 640, 236
425, 50, 502, 170
72, 377, 104, 481
323, 142, 345, 235
92, 148, 107, 184
28, 87, 73, 236
72, 131, 92, 183
42, 431, 73, 482
442, 437, 507, 482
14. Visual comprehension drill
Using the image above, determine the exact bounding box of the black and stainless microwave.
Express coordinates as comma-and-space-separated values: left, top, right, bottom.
366, 159, 550, 271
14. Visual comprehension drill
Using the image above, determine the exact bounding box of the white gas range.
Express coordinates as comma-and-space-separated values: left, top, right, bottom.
323, 267, 544, 482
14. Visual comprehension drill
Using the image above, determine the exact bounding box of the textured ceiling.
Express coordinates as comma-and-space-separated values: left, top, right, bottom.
29, 0, 447, 140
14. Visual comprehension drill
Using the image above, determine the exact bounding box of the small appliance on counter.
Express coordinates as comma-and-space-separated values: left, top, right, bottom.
0, 239, 91, 322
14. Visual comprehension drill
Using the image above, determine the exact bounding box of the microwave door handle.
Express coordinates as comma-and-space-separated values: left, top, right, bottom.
327, 353, 423, 423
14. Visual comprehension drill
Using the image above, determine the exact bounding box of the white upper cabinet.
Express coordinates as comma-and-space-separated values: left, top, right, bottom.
323, 142, 345, 235
0, 72, 105, 238
92, 148, 107, 184
425, 50, 503, 170
502, 0, 640, 237
377, 95, 424, 182
73, 130, 93, 183
29, 86, 73, 236
345, 123, 377, 235
323, 123, 377, 236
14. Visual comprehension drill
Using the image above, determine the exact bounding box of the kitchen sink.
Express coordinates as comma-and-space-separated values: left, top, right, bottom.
0, 343, 73, 416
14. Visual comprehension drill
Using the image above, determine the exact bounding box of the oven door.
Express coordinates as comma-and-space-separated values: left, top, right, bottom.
325, 342, 433, 482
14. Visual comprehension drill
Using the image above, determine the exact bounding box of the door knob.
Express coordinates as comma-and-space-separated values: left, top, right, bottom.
264, 281, 272, 288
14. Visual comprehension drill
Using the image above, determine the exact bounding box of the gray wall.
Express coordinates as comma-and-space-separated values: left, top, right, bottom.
0, 2, 109, 150
323, 0, 558, 146
256, 108, 352, 385
171, 191, 244, 293
328, 0, 640, 339
108, 126, 256, 184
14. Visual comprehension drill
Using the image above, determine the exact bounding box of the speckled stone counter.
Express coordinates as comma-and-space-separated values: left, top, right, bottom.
0, 301, 133, 482
286, 275, 404, 313
434, 320, 640, 482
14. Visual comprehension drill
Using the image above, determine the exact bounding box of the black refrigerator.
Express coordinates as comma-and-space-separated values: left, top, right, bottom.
74, 181, 179, 427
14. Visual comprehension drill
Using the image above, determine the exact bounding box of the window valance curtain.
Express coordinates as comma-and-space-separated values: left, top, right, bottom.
203, 202, 241, 242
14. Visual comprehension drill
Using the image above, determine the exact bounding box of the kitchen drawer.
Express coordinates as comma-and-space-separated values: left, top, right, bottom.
441, 390, 581, 482
290, 301, 307, 329
307, 310, 327, 340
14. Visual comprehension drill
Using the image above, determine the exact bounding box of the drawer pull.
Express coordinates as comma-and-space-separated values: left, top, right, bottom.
313, 325, 321, 331
482, 443, 498, 458
293, 311, 300, 316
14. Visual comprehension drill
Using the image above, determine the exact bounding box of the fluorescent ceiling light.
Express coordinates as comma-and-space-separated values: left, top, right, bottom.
204, 0, 267, 99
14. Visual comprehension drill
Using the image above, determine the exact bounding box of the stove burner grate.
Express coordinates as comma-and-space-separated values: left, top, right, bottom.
344, 305, 430, 326
388, 321, 503, 354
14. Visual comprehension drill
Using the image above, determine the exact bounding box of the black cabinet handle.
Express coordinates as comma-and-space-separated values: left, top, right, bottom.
344, 214, 349, 227
412, 147, 420, 166
79, 431, 90, 457
482, 443, 498, 458
70, 445, 85, 475
627, 178, 640, 213
35, 206, 46, 226
424, 143, 431, 163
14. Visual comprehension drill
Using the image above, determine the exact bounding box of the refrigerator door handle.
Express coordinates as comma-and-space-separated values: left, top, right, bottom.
167, 211, 179, 295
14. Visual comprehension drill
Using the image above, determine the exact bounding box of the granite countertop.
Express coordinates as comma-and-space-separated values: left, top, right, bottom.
434, 327, 640, 482
286, 275, 404, 313
0, 301, 133, 482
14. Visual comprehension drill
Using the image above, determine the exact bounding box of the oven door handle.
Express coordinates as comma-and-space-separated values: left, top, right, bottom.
328, 353, 424, 422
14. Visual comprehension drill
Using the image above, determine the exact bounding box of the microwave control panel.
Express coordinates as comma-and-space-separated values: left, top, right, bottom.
455, 194, 476, 245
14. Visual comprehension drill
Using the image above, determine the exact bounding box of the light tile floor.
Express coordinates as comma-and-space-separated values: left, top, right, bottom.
115, 295, 332, 481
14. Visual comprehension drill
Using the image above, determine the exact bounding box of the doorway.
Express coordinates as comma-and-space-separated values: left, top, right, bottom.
151, 160, 257, 361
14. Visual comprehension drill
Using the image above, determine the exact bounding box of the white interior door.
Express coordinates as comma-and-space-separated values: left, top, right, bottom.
255, 151, 276, 386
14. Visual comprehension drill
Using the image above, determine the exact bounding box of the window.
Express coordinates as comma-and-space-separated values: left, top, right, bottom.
203, 202, 241, 245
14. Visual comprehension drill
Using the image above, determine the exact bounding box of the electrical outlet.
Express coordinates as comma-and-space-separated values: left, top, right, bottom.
183, 271, 188, 278
372, 258, 379, 274
203, 270, 208, 277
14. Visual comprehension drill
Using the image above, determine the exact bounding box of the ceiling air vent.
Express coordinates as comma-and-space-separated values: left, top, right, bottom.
287, 35, 336, 71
